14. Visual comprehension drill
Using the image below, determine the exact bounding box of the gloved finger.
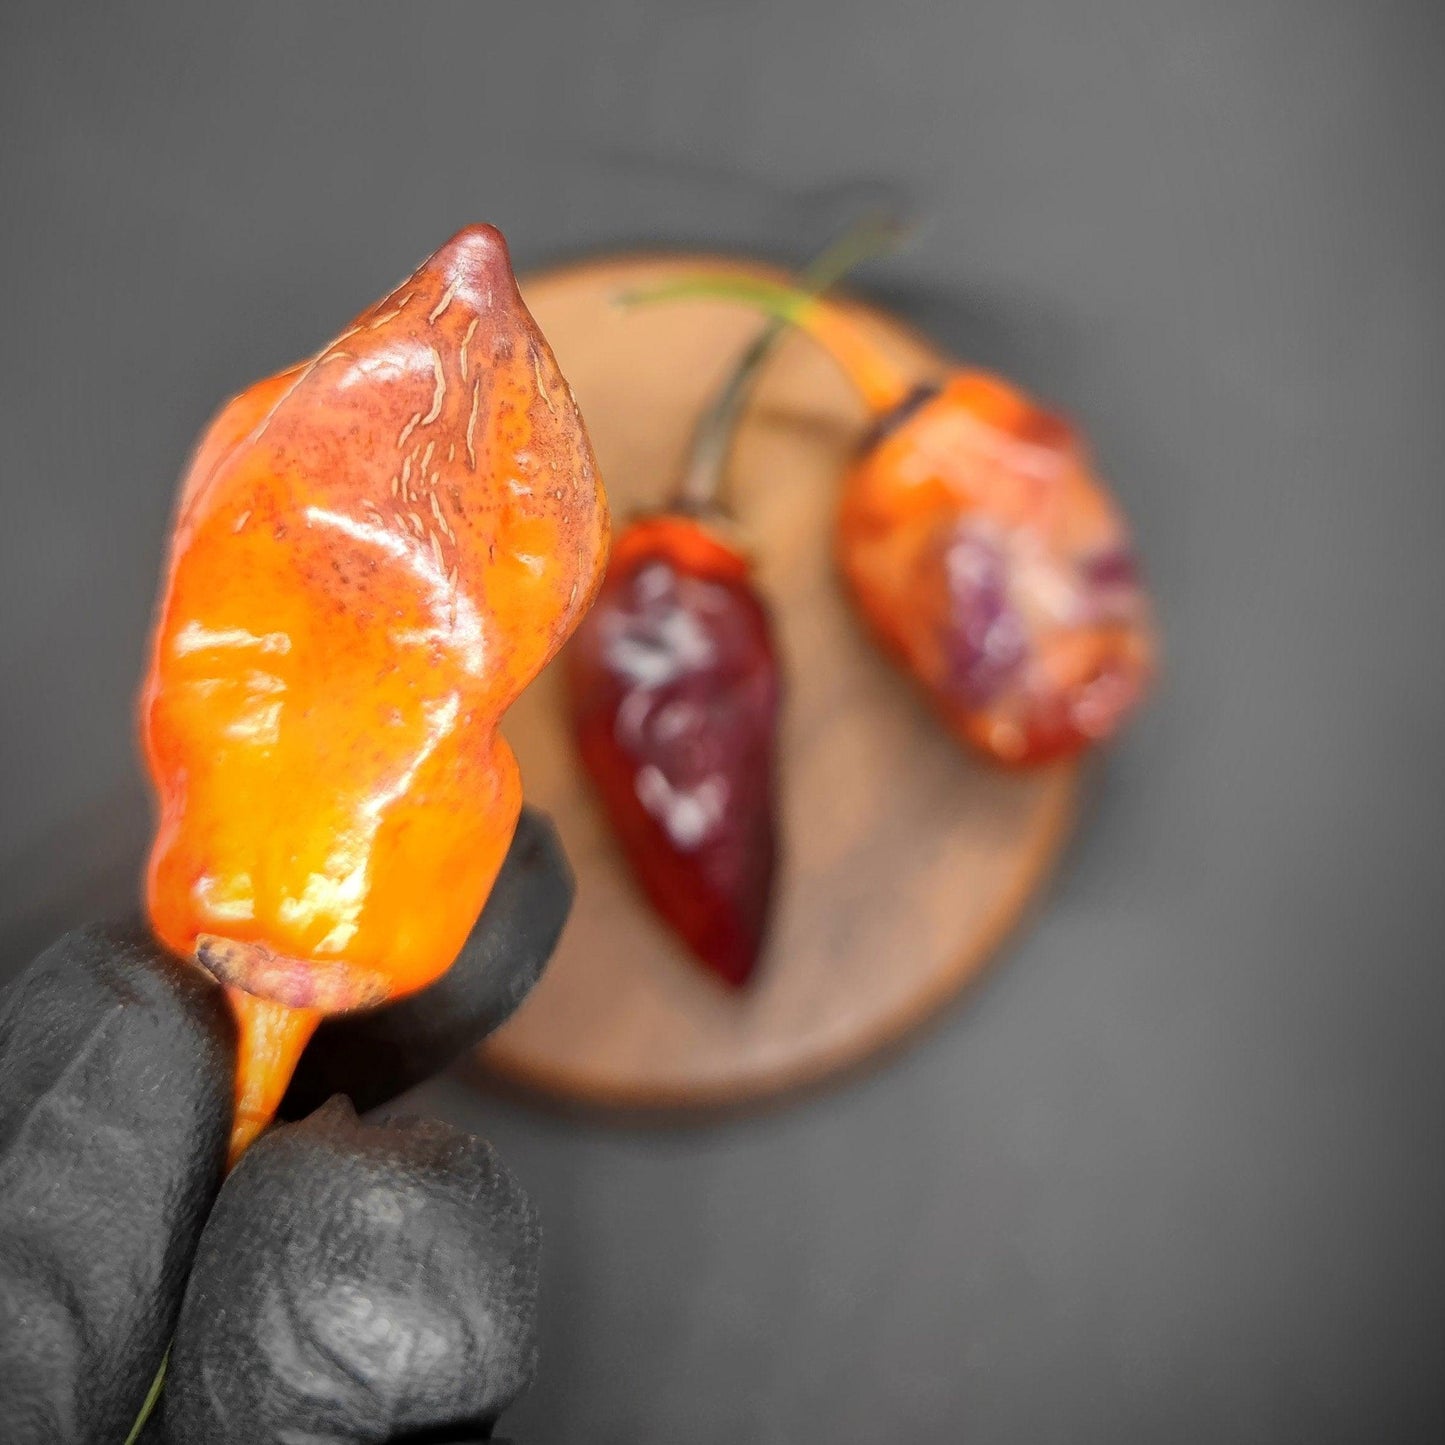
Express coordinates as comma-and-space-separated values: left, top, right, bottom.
281, 806, 572, 1118
0, 922, 233, 1445
160, 1096, 540, 1445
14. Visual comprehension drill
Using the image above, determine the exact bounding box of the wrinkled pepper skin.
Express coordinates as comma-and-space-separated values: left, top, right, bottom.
141, 226, 608, 1150
565, 516, 780, 987
842, 375, 1154, 765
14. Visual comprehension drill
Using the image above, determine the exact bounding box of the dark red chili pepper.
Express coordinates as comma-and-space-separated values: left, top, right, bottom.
566, 218, 902, 986
566, 516, 778, 987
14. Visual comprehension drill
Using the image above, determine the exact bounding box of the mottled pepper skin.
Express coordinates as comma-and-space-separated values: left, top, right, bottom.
141, 225, 608, 1150
565, 516, 780, 987
840, 373, 1154, 765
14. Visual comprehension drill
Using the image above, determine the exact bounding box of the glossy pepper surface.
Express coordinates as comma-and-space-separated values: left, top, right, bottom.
142, 225, 609, 1155
566, 516, 779, 987
630, 277, 1155, 766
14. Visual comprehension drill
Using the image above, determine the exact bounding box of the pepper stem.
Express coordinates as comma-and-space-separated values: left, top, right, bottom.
225, 987, 321, 1168
622, 272, 916, 421
124, 988, 318, 1440
122, 1349, 169, 1445
671, 213, 909, 514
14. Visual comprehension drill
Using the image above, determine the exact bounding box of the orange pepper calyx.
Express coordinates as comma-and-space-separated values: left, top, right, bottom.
225, 988, 321, 1168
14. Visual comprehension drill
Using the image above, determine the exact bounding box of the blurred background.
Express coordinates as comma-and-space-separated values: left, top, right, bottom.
2, 2, 1443, 1440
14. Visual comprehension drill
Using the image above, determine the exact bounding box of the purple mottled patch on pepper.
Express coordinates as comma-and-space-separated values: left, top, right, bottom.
1083, 545, 1140, 591
940, 525, 1029, 706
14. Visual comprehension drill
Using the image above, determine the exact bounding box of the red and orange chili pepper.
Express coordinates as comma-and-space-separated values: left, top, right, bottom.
142, 225, 608, 1160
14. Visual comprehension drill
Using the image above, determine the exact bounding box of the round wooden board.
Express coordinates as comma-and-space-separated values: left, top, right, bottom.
479, 253, 1078, 1111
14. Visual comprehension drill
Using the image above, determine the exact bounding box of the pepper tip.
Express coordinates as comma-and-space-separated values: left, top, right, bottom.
434, 223, 517, 294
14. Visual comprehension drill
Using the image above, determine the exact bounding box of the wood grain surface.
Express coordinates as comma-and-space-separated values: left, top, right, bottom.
479, 254, 1078, 1110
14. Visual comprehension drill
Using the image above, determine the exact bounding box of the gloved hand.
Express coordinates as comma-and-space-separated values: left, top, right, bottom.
0, 807, 572, 1445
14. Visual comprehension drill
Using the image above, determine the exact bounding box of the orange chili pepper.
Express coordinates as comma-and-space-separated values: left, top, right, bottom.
141, 226, 608, 1162
626, 277, 1155, 766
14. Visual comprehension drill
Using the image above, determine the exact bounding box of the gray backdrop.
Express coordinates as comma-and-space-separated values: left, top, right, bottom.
2, 2, 1443, 1441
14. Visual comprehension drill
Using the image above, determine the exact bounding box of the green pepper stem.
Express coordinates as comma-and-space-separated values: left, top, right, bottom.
123, 1348, 169, 1445
622, 268, 916, 426
671, 212, 909, 514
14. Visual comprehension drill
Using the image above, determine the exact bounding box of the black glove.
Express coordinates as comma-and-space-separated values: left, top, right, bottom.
0, 807, 571, 1445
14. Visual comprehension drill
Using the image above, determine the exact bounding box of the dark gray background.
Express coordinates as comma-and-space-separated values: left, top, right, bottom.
2, 2, 1443, 1441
